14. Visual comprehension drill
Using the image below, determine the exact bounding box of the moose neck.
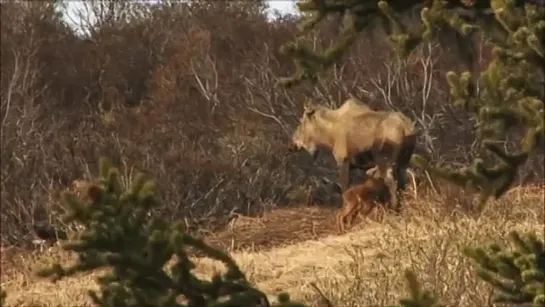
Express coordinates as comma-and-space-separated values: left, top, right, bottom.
312, 108, 338, 148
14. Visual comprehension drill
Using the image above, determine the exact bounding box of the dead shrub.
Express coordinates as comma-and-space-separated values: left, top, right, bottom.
1, 1, 542, 247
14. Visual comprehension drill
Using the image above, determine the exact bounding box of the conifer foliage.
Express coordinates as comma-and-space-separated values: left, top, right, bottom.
5, 156, 541, 306
398, 270, 443, 307
36, 158, 289, 307
278, 0, 545, 206
464, 230, 545, 306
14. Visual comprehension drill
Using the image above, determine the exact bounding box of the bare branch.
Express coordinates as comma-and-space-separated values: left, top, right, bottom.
1, 50, 19, 129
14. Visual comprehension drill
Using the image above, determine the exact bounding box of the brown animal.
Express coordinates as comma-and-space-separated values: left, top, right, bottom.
291, 97, 417, 210
336, 174, 390, 233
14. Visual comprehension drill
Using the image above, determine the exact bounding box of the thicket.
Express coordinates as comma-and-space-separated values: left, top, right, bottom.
1, 1, 543, 246
1, 0, 544, 305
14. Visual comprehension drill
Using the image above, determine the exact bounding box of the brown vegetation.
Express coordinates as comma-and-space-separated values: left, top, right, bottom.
70, 179, 97, 202
2, 185, 542, 306
1, 1, 543, 250
336, 175, 390, 234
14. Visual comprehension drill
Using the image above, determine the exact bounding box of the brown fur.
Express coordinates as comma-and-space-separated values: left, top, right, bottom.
292, 98, 417, 210
336, 176, 389, 233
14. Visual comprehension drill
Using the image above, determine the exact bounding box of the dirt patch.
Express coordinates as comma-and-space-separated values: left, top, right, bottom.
204, 206, 341, 252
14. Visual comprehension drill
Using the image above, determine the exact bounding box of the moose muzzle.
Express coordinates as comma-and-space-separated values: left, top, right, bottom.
288, 143, 302, 152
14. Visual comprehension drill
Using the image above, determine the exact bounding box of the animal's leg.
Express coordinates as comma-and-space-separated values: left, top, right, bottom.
339, 202, 359, 233
392, 163, 406, 210
347, 164, 356, 187
359, 202, 375, 219
385, 169, 398, 211
335, 211, 344, 234
339, 213, 345, 233
339, 208, 352, 233
336, 160, 351, 209
345, 198, 363, 229
395, 165, 408, 191
338, 160, 350, 192
393, 166, 405, 211
336, 200, 351, 233
345, 206, 357, 229
395, 134, 417, 191
375, 159, 398, 211
395, 188, 404, 213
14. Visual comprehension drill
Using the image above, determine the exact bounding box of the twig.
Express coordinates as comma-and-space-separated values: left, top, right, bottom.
425, 170, 439, 195
309, 282, 334, 307
2, 50, 19, 129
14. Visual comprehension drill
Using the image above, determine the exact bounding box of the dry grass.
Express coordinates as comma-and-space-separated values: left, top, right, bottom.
1, 185, 543, 307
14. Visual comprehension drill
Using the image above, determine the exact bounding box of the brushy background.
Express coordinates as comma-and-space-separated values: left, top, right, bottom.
1, 1, 543, 247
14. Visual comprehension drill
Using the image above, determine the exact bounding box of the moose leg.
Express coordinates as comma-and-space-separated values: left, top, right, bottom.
347, 164, 357, 187
335, 211, 344, 234
360, 201, 375, 220
352, 150, 376, 170
395, 134, 417, 191
395, 189, 404, 213
392, 137, 416, 212
338, 160, 350, 192
350, 150, 376, 183
386, 168, 398, 211
391, 164, 407, 211
337, 206, 351, 233
375, 158, 398, 211
337, 161, 351, 209
345, 206, 357, 229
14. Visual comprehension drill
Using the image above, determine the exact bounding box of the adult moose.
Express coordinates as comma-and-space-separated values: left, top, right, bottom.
290, 97, 417, 211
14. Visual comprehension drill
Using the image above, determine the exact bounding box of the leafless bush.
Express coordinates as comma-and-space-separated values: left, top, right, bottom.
1, 1, 542, 247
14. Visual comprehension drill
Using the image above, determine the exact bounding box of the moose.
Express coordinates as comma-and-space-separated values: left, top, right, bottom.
290, 97, 417, 211
336, 174, 390, 233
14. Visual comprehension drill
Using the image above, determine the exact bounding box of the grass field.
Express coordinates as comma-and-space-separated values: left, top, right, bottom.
1, 184, 543, 306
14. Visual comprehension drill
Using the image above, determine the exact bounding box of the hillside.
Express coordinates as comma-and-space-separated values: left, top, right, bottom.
2, 185, 543, 306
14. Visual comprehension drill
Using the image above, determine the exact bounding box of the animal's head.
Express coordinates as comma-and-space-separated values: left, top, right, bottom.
291, 100, 321, 159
